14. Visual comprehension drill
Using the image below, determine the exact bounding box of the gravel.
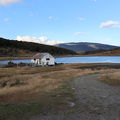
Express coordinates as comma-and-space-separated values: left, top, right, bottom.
71, 74, 120, 120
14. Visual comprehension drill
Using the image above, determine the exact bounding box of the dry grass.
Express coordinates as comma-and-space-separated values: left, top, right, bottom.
0, 64, 88, 101
99, 71, 120, 86
0, 63, 119, 120
0, 63, 118, 102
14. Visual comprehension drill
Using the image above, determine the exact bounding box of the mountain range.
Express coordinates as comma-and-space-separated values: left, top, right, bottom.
55, 42, 119, 52
0, 37, 120, 57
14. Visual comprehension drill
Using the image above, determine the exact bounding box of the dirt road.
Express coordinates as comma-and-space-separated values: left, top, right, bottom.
30, 74, 120, 120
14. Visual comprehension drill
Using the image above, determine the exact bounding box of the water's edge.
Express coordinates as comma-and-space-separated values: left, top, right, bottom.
0, 56, 120, 67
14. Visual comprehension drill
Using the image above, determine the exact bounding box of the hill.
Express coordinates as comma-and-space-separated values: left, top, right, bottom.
0, 38, 77, 57
79, 47, 120, 56
55, 42, 118, 52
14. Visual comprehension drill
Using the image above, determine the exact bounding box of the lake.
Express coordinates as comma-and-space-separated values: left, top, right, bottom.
56, 56, 120, 63
0, 56, 120, 66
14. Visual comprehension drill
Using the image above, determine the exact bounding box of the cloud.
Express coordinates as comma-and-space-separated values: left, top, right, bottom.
0, 0, 21, 6
100, 21, 120, 28
74, 32, 86, 35
78, 17, 86, 21
16, 36, 62, 45
91, 0, 96, 2
48, 16, 53, 20
3, 18, 10, 22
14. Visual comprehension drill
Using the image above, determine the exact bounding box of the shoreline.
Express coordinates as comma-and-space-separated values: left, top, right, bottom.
1, 55, 120, 61
0, 56, 32, 61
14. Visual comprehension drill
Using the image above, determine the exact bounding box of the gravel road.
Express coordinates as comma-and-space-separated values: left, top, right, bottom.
30, 74, 120, 120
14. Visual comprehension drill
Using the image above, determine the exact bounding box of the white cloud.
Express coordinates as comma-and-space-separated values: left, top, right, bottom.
0, 0, 21, 6
74, 32, 86, 35
48, 16, 53, 20
16, 36, 62, 45
3, 18, 10, 22
91, 0, 96, 2
100, 21, 120, 28
78, 17, 86, 21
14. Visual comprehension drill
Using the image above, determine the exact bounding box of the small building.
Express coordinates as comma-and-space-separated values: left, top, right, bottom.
31, 53, 55, 66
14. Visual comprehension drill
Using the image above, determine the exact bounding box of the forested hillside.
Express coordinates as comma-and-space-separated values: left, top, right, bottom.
0, 38, 77, 57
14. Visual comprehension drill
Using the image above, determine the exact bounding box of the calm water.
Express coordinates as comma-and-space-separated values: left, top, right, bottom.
0, 56, 120, 66
56, 56, 120, 63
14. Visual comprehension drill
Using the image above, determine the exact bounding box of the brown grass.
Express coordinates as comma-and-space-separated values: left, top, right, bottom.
99, 71, 120, 86
0, 63, 118, 103
0, 63, 119, 120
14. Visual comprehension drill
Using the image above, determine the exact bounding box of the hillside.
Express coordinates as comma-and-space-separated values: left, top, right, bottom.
79, 47, 120, 56
0, 38, 77, 57
55, 42, 118, 52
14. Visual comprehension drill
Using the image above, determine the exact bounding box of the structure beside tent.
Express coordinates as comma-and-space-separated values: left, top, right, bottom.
31, 53, 55, 66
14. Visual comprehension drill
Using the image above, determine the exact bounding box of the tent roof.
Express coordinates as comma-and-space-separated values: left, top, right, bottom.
33, 53, 51, 59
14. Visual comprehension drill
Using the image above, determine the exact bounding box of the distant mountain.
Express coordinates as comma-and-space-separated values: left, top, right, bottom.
55, 42, 119, 52
0, 38, 77, 57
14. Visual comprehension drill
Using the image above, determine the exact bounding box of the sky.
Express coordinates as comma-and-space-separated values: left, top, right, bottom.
0, 0, 120, 46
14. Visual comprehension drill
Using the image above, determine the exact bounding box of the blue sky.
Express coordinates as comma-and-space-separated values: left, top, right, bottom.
0, 0, 120, 46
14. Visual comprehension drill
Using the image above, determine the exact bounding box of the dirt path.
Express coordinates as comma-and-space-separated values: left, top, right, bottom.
72, 74, 120, 120
30, 74, 120, 120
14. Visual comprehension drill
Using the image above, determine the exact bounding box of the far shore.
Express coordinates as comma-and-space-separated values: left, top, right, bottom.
1, 54, 120, 61
0, 56, 32, 61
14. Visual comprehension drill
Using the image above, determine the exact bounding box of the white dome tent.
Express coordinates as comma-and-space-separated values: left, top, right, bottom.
31, 53, 55, 66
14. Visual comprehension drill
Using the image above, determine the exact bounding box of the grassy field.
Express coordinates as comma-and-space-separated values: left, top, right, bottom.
0, 63, 119, 120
